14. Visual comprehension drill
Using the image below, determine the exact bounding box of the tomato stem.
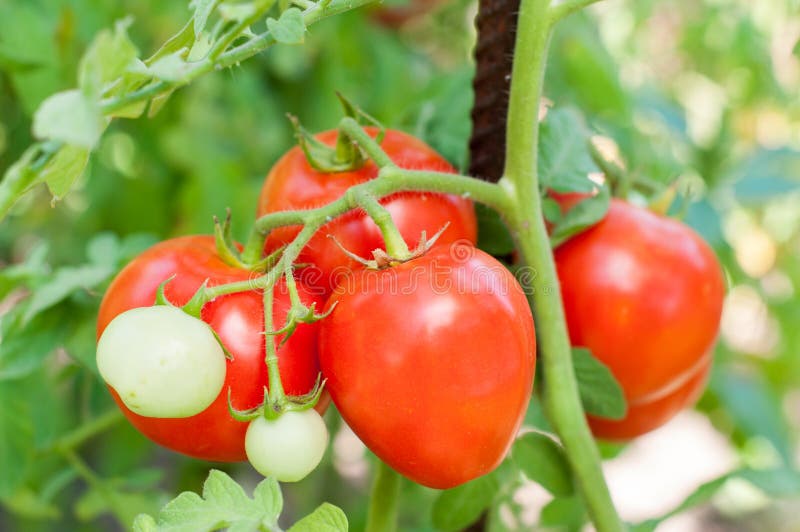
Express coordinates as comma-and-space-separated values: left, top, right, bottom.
365, 460, 402, 532
501, 0, 623, 530
262, 287, 287, 410
352, 190, 411, 259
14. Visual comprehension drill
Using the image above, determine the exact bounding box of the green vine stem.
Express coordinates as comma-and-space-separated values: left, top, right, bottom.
501, 0, 623, 530
101, 0, 377, 115
365, 461, 402, 532
45, 409, 124, 454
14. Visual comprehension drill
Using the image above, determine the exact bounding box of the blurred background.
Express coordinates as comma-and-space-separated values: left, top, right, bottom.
0, 0, 799, 530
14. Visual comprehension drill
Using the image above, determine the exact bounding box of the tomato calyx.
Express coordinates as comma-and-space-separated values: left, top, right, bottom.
214, 210, 284, 271
289, 94, 385, 173
154, 276, 234, 360
328, 223, 450, 270
228, 374, 327, 422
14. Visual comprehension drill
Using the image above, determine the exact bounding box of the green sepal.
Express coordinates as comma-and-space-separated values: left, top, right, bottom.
214, 210, 249, 269
228, 387, 265, 422
180, 279, 209, 318
154, 275, 178, 307
250, 243, 286, 273
289, 114, 366, 173
285, 374, 326, 412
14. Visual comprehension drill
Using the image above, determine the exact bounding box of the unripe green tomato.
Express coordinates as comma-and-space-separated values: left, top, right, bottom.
245, 410, 329, 482
96, 306, 226, 418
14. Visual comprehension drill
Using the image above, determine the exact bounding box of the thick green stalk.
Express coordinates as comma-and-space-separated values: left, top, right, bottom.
501, 0, 623, 530
239, 165, 510, 263
365, 461, 402, 532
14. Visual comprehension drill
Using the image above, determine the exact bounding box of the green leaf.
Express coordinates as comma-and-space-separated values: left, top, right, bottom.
133, 514, 158, 532
0, 146, 48, 220
253, 478, 283, 518
0, 385, 35, 497
192, 0, 220, 35
549, 186, 610, 247
431, 473, 499, 531
39, 144, 91, 201
633, 468, 800, 531
23, 263, 112, 324
32, 90, 105, 148
512, 432, 574, 497
138, 470, 283, 532
572, 348, 626, 420
476, 203, 515, 255
144, 52, 193, 83
538, 107, 599, 193
267, 8, 306, 45
539, 496, 586, 530
711, 368, 793, 464
78, 18, 139, 98
0, 306, 69, 381
1, 487, 61, 520
288, 503, 348, 532
145, 20, 194, 65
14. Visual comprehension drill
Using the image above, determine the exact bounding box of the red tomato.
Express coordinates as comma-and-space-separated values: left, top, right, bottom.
319, 243, 536, 489
257, 128, 477, 293
97, 236, 326, 462
555, 200, 724, 439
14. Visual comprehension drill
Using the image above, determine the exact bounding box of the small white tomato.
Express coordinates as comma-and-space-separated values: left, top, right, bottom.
96, 306, 226, 418
245, 410, 329, 482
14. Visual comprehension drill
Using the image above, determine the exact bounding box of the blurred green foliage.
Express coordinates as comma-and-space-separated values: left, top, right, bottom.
1, 0, 799, 530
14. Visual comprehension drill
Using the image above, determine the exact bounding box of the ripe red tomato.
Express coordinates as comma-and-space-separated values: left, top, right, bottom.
97, 236, 326, 462
319, 243, 536, 489
257, 128, 477, 293
555, 200, 724, 439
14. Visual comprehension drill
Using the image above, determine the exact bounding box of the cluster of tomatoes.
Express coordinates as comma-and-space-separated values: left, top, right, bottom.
96, 127, 724, 488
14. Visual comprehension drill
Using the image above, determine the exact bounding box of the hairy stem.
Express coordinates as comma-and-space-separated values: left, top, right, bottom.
501, 0, 623, 530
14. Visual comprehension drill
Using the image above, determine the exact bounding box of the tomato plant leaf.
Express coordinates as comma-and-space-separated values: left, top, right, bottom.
267, 8, 306, 45
191, 0, 220, 36
539, 495, 586, 530
632, 468, 800, 532
538, 107, 599, 193
23, 263, 112, 324
288, 502, 348, 532
252, 477, 283, 518
512, 432, 574, 497
32, 90, 105, 148
78, 18, 139, 98
549, 186, 610, 248
40, 144, 91, 201
710, 368, 793, 465
140, 52, 193, 83
134, 470, 284, 531
572, 347, 626, 420
475, 203, 515, 256
0, 306, 69, 381
431, 473, 499, 531
0, 386, 35, 498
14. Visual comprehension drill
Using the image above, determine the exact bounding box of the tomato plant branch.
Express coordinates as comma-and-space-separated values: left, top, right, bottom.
263, 287, 287, 409
501, 0, 622, 530
102, 0, 377, 115
46, 409, 124, 454
365, 460, 402, 532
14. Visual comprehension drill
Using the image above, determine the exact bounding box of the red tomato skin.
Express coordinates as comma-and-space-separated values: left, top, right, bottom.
97, 236, 326, 462
555, 200, 724, 439
257, 128, 478, 293
319, 244, 536, 489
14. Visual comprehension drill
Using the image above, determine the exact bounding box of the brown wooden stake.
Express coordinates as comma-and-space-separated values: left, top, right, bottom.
469, 0, 522, 183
